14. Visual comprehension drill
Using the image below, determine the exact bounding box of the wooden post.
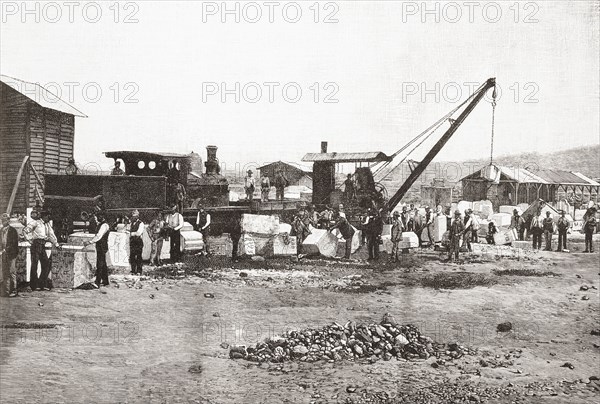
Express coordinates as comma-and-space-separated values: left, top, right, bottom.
6, 156, 30, 214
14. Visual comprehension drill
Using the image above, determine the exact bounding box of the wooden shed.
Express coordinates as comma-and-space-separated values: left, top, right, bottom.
0, 75, 86, 214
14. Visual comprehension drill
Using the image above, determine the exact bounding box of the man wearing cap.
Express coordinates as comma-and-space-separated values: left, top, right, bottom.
167, 205, 184, 262
448, 210, 465, 262
244, 170, 256, 202
542, 211, 555, 251
556, 210, 570, 252
128, 210, 145, 274
65, 158, 79, 175
274, 169, 288, 201
196, 205, 211, 255
510, 209, 525, 241
329, 212, 355, 259
83, 211, 111, 287
389, 211, 404, 263
583, 207, 597, 253
362, 208, 382, 261
23, 210, 61, 290
111, 161, 125, 176
1, 213, 19, 297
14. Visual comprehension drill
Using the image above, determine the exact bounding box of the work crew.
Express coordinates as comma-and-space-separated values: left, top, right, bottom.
329, 212, 355, 259
65, 158, 79, 175
389, 211, 404, 263
462, 209, 474, 252
274, 169, 288, 201
510, 209, 525, 241
424, 206, 435, 247
260, 173, 271, 202
244, 170, 256, 202
83, 211, 110, 287
486, 221, 498, 245
23, 210, 61, 291
344, 174, 355, 202
363, 208, 382, 261
583, 208, 597, 253
530, 213, 543, 250
556, 210, 570, 252
230, 216, 242, 262
147, 211, 166, 266
111, 161, 125, 176
448, 210, 465, 262
196, 206, 211, 255
167, 205, 184, 262
542, 211, 555, 251
1, 213, 19, 297
128, 210, 145, 275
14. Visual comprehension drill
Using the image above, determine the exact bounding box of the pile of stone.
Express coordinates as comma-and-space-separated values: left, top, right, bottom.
229, 314, 475, 363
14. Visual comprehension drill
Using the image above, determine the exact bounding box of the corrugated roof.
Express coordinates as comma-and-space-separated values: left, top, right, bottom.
535, 169, 600, 186
463, 164, 600, 186
257, 161, 312, 173
1, 74, 87, 117
496, 165, 548, 184
302, 152, 392, 163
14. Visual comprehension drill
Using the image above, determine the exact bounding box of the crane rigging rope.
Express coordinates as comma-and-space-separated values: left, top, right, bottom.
489, 87, 497, 164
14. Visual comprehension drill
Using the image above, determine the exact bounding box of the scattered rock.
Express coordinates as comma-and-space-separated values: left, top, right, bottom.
580, 285, 589, 291
204, 293, 215, 298
220, 342, 229, 349
251, 256, 265, 262
38, 302, 44, 307
582, 295, 590, 301
149, 294, 155, 299
239, 272, 248, 278
497, 322, 513, 332
591, 329, 600, 336
212, 312, 220, 317
346, 386, 357, 393
188, 364, 202, 374
561, 362, 574, 370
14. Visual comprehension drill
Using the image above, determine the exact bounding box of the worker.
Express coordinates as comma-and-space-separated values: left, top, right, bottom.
23, 210, 61, 291
166, 205, 183, 262
329, 212, 355, 259
274, 169, 288, 201
310, 204, 319, 227
128, 210, 145, 275
530, 212, 543, 250
363, 208, 382, 261
389, 211, 403, 263
318, 205, 334, 229
147, 211, 166, 266
413, 210, 424, 247
424, 206, 435, 248
230, 216, 242, 262
83, 211, 110, 287
244, 170, 256, 202
510, 209, 525, 241
462, 209, 473, 252
196, 205, 211, 255
542, 211, 555, 251
291, 205, 312, 248
175, 182, 186, 214
583, 208, 597, 253
344, 174, 355, 202
1, 213, 19, 297
556, 210, 570, 252
400, 206, 410, 232
337, 204, 346, 219
64, 158, 79, 175
486, 222, 498, 245
111, 161, 125, 176
448, 210, 465, 262
259, 173, 271, 202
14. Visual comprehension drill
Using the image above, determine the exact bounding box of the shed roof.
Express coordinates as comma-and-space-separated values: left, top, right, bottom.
302, 152, 392, 163
462, 164, 600, 186
257, 160, 312, 173
1, 74, 87, 117
104, 151, 192, 161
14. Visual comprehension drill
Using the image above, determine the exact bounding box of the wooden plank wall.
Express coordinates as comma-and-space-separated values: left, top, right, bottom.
0, 83, 28, 213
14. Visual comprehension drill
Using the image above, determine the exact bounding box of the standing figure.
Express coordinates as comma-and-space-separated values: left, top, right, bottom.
389, 211, 404, 262
486, 222, 498, 245
462, 209, 473, 252
542, 211, 555, 251
23, 210, 61, 290
83, 211, 110, 287
583, 208, 597, 253
413, 210, 424, 247
167, 206, 184, 262
470, 211, 480, 244
175, 182, 186, 214
344, 174, 355, 202
111, 161, 125, 176
530, 213, 543, 250
556, 210, 570, 252
448, 210, 465, 262
274, 169, 288, 201
244, 170, 256, 202
318, 206, 334, 229
363, 208, 382, 261
329, 212, 355, 259
424, 206, 435, 247
65, 158, 79, 175
230, 216, 242, 262
1, 214, 19, 297
147, 211, 166, 266
510, 209, 525, 241
400, 206, 410, 232
259, 173, 271, 202
128, 210, 145, 275
196, 206, 211, 255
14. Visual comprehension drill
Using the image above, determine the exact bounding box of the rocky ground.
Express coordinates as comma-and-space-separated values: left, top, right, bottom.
0, 241, 599, 403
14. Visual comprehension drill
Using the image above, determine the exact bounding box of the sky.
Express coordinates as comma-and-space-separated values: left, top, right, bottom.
1, 0, 598, 172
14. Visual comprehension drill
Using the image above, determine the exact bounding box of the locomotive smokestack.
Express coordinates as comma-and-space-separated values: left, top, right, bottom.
321, 141, 328, 153
205, 145, 220, 175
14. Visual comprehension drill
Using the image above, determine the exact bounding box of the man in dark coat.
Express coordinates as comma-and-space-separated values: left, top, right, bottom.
583, 208, 597, 253
128, 210, 145, 275
1, 213, 19, 297
83, 211, 111, 287
329, 212, 355, 259
390, 211, 404, 262
363, 208, 382, 261
556, 210, 570, 252
448, 210, 465, 262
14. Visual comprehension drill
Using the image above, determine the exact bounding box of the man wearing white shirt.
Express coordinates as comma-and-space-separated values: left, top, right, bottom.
128, 210, 145, 274
23, 210, 61, 291
196, 206, 211, 255
167, 205, 184, 262
83, 211, 110, 287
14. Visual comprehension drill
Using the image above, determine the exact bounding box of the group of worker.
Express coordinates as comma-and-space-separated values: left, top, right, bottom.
245, 169, 290, 203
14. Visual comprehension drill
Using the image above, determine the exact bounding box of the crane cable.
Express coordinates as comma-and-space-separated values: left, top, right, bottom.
490, 87, 497, 165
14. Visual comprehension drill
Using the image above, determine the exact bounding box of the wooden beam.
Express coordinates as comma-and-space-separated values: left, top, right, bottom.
6, 156, 30, 214
29, 161, 44, 189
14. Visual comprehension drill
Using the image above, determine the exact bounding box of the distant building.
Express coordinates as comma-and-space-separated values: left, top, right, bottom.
461, 164, 599, 210
421, 178, 453, 208
258, 161, 313, 189
0, 75, 87, 214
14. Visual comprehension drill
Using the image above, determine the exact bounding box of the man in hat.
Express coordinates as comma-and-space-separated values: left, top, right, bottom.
389, 211, 404, 263
542, 211, 555, 251
274, 169, 288, 201
448, 210, 465, 262
259, 172, 271, 202
65, 158, 79, 175
510, 209, 525, 241
1, 213, 19, 297
166, 205, 184, 262
244, 170, 256, 202
318, 205, 334, 229
111, 160, 125, 176
583, 207, 597, 253
556, 210, 570, 252
147, 210, 166, 266
196, 205, 211, 255
343, 174, 355, 202
424, 206, 435, 247
362, 208, 382, 261
530, 211, 543, 250
462, 209, 474, 252
329, 211, 355, 259
128, 210, 145, 274
23, 210, 61, 290
83, 211, 111, 287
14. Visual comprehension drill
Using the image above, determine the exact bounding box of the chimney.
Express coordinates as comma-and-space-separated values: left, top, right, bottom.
204, 145, 220, 175
321, 141, 328, 153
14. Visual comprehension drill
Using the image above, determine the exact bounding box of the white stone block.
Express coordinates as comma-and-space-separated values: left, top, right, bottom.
241, 214, 280, 235
491, 213, 512, 227
402, 232, 420, 248
302, 228, 338, 257
273, 234, 297, 256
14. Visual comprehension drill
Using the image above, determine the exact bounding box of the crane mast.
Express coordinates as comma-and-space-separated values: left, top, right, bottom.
385, 77, 496, 211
